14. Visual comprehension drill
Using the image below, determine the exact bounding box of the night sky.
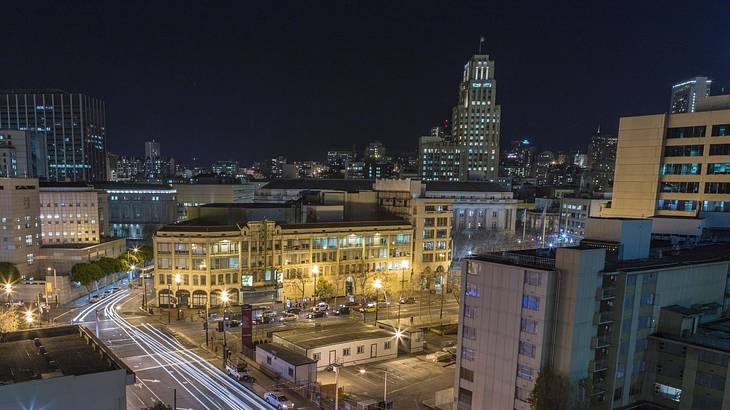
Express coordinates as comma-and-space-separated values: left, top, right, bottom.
4, 0, 729, 165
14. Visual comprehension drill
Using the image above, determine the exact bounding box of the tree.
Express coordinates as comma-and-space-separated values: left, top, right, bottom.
0, 309, 19, 334
314, 278, 336, 299
528, 368, 569, 410
0, 262, 20, 284
137, 245, 153, 264
71, 263, 104, 297
95, 257, 122, 275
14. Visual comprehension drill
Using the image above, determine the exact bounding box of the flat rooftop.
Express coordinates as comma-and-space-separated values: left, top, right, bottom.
257, 343, 317, 366
198, 202, 293, 209
605, 242, 730, 272
41, 236, 124, 249
0, 325, 134, 385
261, 179, 375, 192
273, 324, 397, 350
424, 181, 507, 193
653, 318, 730, 354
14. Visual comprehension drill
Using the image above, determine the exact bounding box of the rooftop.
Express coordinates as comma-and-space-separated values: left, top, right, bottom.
41, 236, 125, 249
198, 202, 293, 209
0, 325, 134, 385
273, 323, 397, 350
424, 181, 507, 193
653, 317, 730, 354
468, 248, 557, 270
91, 182, 174, 191
257, 343, 317, 366
39, 181, 93, 189
157, 217, 411, 233
261, 179, 375, 192
605, 242, 730, 272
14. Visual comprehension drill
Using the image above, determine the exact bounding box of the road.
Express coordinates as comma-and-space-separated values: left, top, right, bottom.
72, 289, 274, 410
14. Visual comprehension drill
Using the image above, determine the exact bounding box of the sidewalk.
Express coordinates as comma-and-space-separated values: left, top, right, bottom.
146, 307, 316, 409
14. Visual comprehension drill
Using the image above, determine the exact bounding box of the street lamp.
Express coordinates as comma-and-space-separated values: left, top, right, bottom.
332, 364, 341, 410
25, 309, 34, 328
4, 283, 12, 303
311, 264, 320, 300
359, 367, 389, 404
220, 290, 230, 367
46, 267, 58, 306
398, 260, 409, 326
175, 274, 182, 320
373, 278, 382, 323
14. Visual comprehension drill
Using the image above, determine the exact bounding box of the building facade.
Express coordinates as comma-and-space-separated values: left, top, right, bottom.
558, 197, 609, 244
0, 130, 47, 178
39, 183, 105, 245
418, 132, 463, 182
94, 183, 177, 242
586, 130, 617, 192
0, 90, 106, 181
153, 219, 413, 306
451, 54, 501, 181
0, 178, 41, 277
605, 102, 730, 218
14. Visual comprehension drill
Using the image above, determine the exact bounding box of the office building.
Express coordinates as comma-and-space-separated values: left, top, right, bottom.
670, 76, 712, 114
558, 196, 609, 244
39, 182, 107, 245
0, 130, 47, 178
364, 141, 386, 161
419, 130, 463, 181
453, 217, 730, 410
211, 160, 240, 177
0, 90, 106, 181
0, 178, 41, 277
0, 325, 134, 410
500, 139, 534, 179
451, 54, 501, 181
269, 156, 287, 179
424, 181, 517, 233
173, 182, 262, 220
604, 96, 730, 219
144, 140, 160, 160
586, 129, 618, 192
93, 183, 177, 242
326, 149, 356, 178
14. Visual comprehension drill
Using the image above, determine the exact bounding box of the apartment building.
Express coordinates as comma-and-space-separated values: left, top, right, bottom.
39, 182, 106, 245
454, 217, 730, 410
0, 178, 41, 277
153, 216, 413, 307
559, 197, 609, 244
605, 95, 730, 219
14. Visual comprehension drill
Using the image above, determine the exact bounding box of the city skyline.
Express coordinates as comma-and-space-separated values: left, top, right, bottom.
4, 1, 728, 164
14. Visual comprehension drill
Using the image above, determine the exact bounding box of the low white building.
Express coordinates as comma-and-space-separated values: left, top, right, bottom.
271, 324, 398, 370
255, 343, 317, 386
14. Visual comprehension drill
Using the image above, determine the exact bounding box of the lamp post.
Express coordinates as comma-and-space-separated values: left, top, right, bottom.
332, 364, 340, 410
220, 290, 230, 367
25, 309, 34, 329
373, 278, 382, 323
4, 283, 12, 303
311, 264, 319, 301
359, 367, 389, 405
398, 260, 409, 326
46, 267, 58, 306
167, 283, 172, 324
175, 274, 182, 320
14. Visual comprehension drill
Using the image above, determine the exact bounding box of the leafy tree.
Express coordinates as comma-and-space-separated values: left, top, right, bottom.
314, 278, 336, 299
95, 257, 122, 275
142, 402, 171, 410
71, 263, 104, 298
137, 245, 153, 264
0, 262, 20, 284
0, 309, 19, 333
290, 271, 306, 300
528, 368, 569, 410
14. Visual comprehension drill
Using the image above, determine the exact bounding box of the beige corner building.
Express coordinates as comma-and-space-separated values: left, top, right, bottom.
605, 95, 730, 218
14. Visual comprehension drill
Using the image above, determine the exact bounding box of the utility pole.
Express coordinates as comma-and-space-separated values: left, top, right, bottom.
173, 388, 176, 410
205, 300, 209, 346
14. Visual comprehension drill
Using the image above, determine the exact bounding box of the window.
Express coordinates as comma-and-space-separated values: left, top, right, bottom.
656, 199, 697, 212
666, 126, 705, 138
436, 229, 448, 238
461, 347, 475, 361
463, 326, 477, 340
660, 163, 701, 175
460, 367, 474, 382
524, 271, 542, 286
357, 345, 365, 354
267, 356, 272, 365
342, 347, 351, 356
664, 144, 704, 157
518, 341, 536, 358
464, 305, 476, 319
522, 295, 540, 311
313, 353, 321, 361
424, 218, 435, 227
660, 182, 699, 193
384, 341, 391, 350
288, 368, 294, 377
703, 200, 730, 212
458, 388, 473, 406
698, 350, 729, 366
640, 292, 655, 306
712, 124, 730, 136
517, 364, 534, 381
515, 386, 530, 401
707, 163, 730, 175
422, 229, 434, 239
705, 182, 730, 194
437, 217, 448, 226
709, 144, 730, 155
465, 283, 480, 297
521, 318, 538, 334
654, 383, 682, 402
638, 315, 655, 329
200, 275, 206, 286
422, 254, 434, 262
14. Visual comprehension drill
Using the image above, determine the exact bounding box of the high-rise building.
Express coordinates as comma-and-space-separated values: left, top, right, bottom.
269, 156, 287, 179
586, 129, 618, 192
604, 94, 730, 219
419, 127, 463, 181
211, 160, 240, 177
0, 130, 47, 178
451, 54, 501, 181
453, 218, 730, 410
145, 140, 161, 161
670, 76, 712, 114
0, 90, 107, 181
364, 141, 386, 161
326, 149, 356, 178
500, 139, 534, 179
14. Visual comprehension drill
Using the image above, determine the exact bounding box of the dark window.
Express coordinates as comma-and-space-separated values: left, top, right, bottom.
664, 145, 704, 157
709, 144, 730, 155
712, 124, 730, 136
660, 182, 699, 193
657, 200, 697, 212
666, 126, 706, 138
707, 163, 730, 175
460, 367, 474, 382
695, 370, 725, 390
705, 182, 730, 194
458, 388, 473, 406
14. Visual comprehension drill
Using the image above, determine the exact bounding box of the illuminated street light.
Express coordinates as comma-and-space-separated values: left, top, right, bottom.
25, 309, 34, 326
395, 330, 402, 339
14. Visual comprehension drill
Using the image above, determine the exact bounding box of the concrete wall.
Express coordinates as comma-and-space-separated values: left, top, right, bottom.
255, 346, 317, 386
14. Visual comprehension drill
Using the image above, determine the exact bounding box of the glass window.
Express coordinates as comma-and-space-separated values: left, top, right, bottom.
460, 367, 474, 382
660, 182, 699, 193
654, 383, 682, 402
656, 199, 697, 212
705, 182, 730, 194
517, 364, 534, 381
707, 163, 730, 175
521, 318, 538, 334
709, 144, 730, 155
522, 295, 540, 311
518, 341, 536, 358
664, 144, 704, 157
703, 201, 730, 212
660, 163, 701, 175
666, 126, 706, 138
524, 271, 542, 286
712, 124, 730, 136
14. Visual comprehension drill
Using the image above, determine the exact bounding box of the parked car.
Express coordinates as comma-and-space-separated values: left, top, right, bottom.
284, 308, 301, 315
344, 301, 361, 308
333, 305, 350, 316
316, 301, 329, 311
279, 313, 298, 322
264, 392, 294, 409
399, 296, 416, 304
89, 295, 101, 303
358, 302, 377, 313
306, 310, 326, 319
426, 351, 453, 363
111, 287, 122, 293
103, 289, 113, 296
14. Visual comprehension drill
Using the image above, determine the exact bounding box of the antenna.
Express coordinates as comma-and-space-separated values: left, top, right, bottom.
478, 36, 485, 54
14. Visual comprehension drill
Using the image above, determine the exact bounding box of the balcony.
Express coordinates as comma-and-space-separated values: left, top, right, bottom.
597, 287, 616, 300
594, 311, 613, 325
591, 335, 611, 349
590, 360, 608, 372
